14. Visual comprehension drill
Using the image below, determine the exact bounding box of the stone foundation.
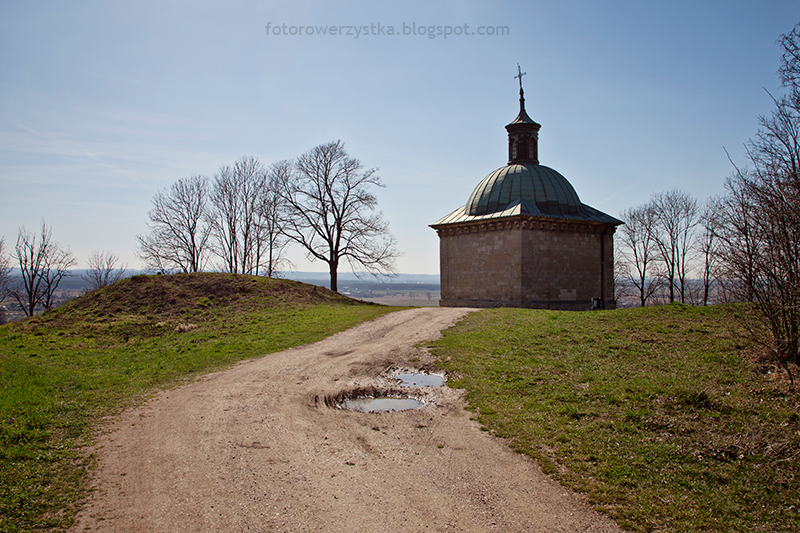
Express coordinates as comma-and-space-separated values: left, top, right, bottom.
439, 298, 617, 311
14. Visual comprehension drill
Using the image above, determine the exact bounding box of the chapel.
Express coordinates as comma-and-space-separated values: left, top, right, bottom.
430, 68, 622, 310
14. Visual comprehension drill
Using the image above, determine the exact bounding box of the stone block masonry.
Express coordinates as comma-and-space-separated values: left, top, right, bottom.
437, 217, 616, 310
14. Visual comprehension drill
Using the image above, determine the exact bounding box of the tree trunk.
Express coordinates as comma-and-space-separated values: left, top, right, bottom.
640, 280, 646, 307
329, 261, 338, 293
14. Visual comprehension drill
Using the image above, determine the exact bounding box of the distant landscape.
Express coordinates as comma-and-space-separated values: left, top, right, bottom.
0, 270, 441, 323
286, 272, 441, 307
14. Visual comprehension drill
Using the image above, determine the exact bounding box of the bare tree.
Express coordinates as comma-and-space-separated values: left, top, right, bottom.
617, 204, 663, 307
778, 22, 800, 94
648, 189, 699, 303
720, 167, 800, 379
260, 160, 293, 277
0, 237, 11, 296
713, 21, 800, 379
9, 223, 51, 316
275, 140, 399, 292
40, 245, 77, 311
208, 164, 242, 273
0, 237, 10, 324
208, 156, 288, 276
696, 198, 722, 306
136, 175, 212, 273
714, 170, 760, 303
8, 221, 76, 316
83, 251, 128, 291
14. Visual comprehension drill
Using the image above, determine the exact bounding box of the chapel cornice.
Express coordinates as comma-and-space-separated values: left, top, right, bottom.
433, 215, 617, 237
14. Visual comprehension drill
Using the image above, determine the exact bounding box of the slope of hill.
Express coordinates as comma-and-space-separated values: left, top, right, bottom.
26, 272, 364, 339
0, 272, 397, 532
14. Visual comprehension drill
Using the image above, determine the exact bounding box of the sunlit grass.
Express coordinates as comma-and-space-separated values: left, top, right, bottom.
434, 303, 800, 533
0, 273, 397, 532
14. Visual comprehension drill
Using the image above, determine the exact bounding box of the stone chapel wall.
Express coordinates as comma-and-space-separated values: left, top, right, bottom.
520, 223, 604, 309
439, 225, 523, 306
438, 219, 616, 310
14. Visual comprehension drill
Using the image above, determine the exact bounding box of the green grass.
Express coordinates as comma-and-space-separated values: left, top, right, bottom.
0, 273, 398, 532
5, 277, 799, 532
433, 303, 800, 533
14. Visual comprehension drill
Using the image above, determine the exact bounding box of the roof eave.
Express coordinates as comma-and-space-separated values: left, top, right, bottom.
431, 202, 622, 228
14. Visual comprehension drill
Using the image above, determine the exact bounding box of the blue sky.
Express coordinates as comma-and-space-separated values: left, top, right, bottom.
1, 1, 798, 275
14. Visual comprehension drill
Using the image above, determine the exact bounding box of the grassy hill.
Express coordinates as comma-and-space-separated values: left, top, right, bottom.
3, 276, 798, 532
0, 273, 398, 532
433, 304, 800, 533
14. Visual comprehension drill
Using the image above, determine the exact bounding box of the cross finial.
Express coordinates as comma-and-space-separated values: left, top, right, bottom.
515, 63, 527, 93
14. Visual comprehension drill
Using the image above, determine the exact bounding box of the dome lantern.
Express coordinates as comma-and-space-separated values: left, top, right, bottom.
506, 63, 541, 165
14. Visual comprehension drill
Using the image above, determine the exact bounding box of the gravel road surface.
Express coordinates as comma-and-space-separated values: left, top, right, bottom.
72, 307, 622, 533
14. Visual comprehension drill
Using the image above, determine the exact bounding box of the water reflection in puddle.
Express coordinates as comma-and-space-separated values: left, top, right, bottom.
394, 373, 445, 388
342, 398, 425, 413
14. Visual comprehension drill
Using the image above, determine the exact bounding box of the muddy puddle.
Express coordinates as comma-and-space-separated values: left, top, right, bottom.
341, 398, 425, 413
336, 371, 446, 413
393, 372, 445, 388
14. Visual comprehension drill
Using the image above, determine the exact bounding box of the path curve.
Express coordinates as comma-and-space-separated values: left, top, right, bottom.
72, 307, 621, 532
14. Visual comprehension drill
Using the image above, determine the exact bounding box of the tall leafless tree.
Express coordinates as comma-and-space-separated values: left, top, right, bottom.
208, 163, 243, 273
778, 22, 800, 95
8, 221, 76, 316
696, 198, 723, 306
0, 238, 9, 325
720, 167, 800, 378
83, 251, 128, 291
275, 140, 399, 292
40, 247, 77, 312
713, 170, 760, 303
260, 160, 293, 277
208, 156, 288, 276
714, 21, 800, 379
617, 204, 662, 307
136, 175, 212, 273
0, 237, 11, 296
648, 189, 699, 303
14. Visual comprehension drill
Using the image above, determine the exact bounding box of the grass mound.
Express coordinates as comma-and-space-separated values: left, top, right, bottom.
22, 273, 358, 344
434, 303, 800, 533
34, 272, 349, 328
0, 273, 395, 533
73, 272, 352, 315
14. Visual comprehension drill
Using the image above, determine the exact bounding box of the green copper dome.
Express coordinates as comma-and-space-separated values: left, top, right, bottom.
431, 71, 623, 229
466, 163, 582, 217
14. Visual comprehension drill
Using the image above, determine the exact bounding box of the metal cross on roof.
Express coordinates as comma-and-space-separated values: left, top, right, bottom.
515, 63, 526, 91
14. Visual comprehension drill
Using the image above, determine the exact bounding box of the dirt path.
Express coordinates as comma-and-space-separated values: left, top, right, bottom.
72, 308, 622, 532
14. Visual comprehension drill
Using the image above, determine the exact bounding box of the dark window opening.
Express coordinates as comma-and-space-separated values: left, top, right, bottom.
517, 139, 529, 160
